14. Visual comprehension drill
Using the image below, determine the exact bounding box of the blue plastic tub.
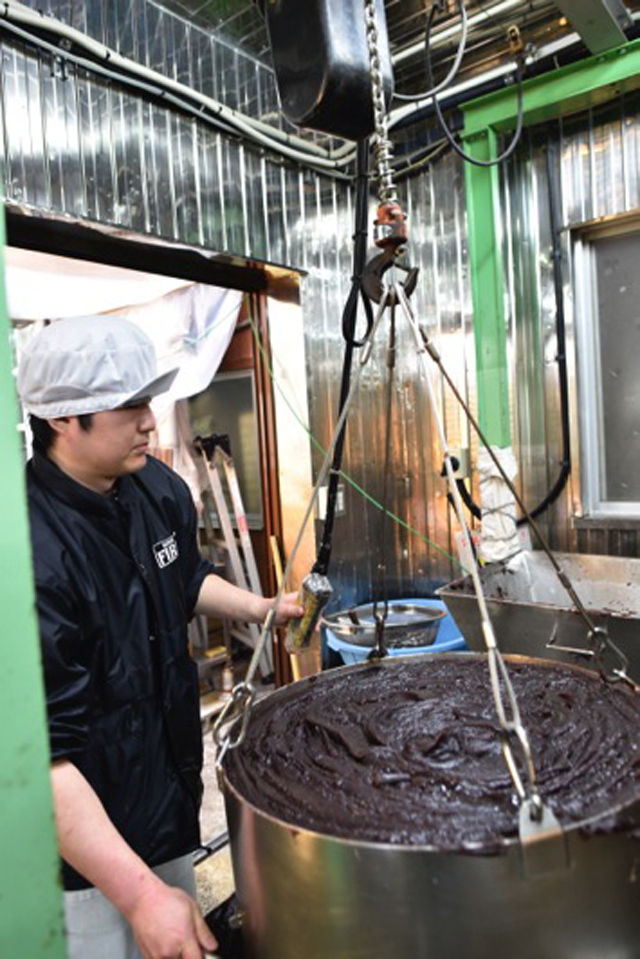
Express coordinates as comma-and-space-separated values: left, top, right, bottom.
325, 598, 467, 666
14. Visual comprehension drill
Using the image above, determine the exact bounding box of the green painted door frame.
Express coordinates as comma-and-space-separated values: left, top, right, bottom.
0, 211, 66, 954
461, 38, 640, 446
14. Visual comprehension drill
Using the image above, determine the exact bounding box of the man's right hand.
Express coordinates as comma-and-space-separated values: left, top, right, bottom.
125, 878, 218, 958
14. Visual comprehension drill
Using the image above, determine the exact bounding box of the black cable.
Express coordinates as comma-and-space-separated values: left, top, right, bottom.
524, 132, 570, 521
440, 456, 481, 520
313, 139, 372, 577
453, 477, 482, 520
442, 131, 571, 526
425, 3, 525, 168
0, 17, 237, 141
393, 0, 467, 104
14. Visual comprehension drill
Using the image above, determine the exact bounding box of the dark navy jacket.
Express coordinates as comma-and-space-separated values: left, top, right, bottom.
27, 453, 214, 890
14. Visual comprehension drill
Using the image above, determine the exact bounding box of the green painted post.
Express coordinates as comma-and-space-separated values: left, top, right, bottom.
463, 129, 511, 447
0, 213, 66, 954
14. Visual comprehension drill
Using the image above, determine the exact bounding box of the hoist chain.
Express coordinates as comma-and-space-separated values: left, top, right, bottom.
364, 0, 396, 204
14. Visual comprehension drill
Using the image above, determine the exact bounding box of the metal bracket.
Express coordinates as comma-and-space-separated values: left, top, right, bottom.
546, 622, 594, 659
213, 680, 256, 772
519, 797, 569, 876
507, 24, 524, 58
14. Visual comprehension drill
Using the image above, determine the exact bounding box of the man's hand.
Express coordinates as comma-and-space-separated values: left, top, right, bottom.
125, 878, 217, 959
271, 590, 304, 627
51, 762, 217, 958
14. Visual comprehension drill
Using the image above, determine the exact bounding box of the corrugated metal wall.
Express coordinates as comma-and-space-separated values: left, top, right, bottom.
307, 151, 475, 610
1, 2, 638, 608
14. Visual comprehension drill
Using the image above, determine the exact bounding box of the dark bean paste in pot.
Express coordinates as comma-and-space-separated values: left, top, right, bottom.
225, 658, 640, 851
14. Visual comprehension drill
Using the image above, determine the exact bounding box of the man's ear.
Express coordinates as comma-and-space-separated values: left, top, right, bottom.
47, 417, 71, 437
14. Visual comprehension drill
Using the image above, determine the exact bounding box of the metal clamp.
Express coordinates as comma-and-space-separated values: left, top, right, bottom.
589, 626, 638, 690
547, 622, 639, 691
213, 680, 256, 768
367, 608, 389, 661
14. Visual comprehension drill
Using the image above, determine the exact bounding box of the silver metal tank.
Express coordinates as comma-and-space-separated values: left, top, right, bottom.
221, 654, 640, 959
438, 552, 640, 680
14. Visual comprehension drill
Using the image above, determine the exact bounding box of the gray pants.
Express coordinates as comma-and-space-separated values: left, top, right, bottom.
63, 854, 197, 959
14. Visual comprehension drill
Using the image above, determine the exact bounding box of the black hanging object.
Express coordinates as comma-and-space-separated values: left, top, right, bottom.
258, 0, 393, 139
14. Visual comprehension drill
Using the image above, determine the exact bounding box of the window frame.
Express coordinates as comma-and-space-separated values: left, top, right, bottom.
572, 211, 640, 521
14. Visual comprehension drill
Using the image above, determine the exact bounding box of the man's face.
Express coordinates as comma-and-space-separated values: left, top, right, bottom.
50, 401, 156, 493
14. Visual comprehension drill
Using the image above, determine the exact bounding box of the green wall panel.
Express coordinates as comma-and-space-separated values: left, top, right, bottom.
0, 212, 66, 955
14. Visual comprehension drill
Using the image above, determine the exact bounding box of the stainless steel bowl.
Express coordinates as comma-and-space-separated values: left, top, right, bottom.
222, 653, 640, 959
322, 601, 446, 648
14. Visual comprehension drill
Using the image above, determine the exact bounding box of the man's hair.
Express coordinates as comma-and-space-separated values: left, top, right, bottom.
29, 413, 94, 455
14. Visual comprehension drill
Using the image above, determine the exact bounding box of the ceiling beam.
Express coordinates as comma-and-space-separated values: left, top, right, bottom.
461, 38, 640, 137
554, 0, 633, 54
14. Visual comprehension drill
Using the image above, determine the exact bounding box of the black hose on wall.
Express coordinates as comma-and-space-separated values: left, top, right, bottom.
448, 130, 572, 526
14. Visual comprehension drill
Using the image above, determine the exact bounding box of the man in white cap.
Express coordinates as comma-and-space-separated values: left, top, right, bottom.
17, 315, 303, 959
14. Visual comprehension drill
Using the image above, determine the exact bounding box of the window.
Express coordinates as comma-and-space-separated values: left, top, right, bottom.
573, 217, 640, 518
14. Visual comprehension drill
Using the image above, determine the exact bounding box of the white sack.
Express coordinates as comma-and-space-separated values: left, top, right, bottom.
478, 445, 520, 564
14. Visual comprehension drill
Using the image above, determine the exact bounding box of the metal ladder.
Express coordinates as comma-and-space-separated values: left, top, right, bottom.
195, 434, 273, 679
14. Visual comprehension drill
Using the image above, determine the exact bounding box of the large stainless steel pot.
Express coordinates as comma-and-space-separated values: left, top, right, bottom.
221, 654, 640, 959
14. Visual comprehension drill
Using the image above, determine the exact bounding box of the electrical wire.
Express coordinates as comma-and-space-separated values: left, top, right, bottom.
394, 138, 450, 180
393, 0, 468, 103
431, 65, 525, 167
313, 140, 373, 579
425, 4, 526, 168
0, 1, 357, 176
445, 133, 572, 527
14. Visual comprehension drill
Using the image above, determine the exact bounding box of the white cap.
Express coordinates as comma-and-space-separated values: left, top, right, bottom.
17, 315, 179, 418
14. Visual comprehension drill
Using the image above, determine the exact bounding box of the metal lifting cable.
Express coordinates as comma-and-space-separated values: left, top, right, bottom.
394, 281, 559, 837
362, 0, 566, 841
213, 291, 392, 761
369, 303, 397, 661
